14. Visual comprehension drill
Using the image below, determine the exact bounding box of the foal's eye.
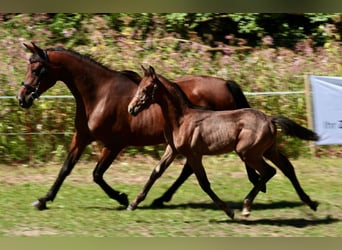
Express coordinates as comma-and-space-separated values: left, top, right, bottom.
32, 68, 40, 76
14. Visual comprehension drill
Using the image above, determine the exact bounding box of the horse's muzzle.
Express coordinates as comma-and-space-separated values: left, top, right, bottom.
17, 92, 35, 108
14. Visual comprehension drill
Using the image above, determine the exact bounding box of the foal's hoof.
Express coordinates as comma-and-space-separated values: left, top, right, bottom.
118, 193, 129, 207
32, 199, 48, 210
151, 198, 165, 208
242, 199, 252, 217
241, 208, 250, 217
127, 204, 136, 211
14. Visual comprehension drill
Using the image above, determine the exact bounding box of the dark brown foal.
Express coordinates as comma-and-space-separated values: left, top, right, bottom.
128, 65, 319, 219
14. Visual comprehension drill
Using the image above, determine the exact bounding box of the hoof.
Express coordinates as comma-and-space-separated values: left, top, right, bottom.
151, 198, 165, 208
310, 201, 319, 211
241, 208, 250, 217
127, 204, 136, 211
242, 199, 252, 217
32, 199, 48, 210
118, 193, 129, 207
227, 210, 235, 220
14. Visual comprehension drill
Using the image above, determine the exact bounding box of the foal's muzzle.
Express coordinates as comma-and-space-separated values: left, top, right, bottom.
128, 105, 140, 116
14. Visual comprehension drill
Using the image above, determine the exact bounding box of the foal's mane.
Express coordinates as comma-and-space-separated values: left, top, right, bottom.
156, 73, 212, 110
47, 47, 141, 84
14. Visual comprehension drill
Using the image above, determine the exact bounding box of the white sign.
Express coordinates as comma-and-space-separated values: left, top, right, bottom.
310, 75, 342, 145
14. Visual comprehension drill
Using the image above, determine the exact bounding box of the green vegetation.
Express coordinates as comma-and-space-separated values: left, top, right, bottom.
0, 157, 340, 236
0, 13, 341, 163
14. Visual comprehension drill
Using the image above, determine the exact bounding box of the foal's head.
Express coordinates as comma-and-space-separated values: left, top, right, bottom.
17, 42, 59, 108
128, 65, 159, 116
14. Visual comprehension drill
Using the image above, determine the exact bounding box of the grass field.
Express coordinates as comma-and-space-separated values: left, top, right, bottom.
0, 155, 341, 237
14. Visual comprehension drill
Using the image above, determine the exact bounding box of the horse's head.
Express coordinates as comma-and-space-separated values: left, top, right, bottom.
128, 65, 159, 116
17, 42, 58, 108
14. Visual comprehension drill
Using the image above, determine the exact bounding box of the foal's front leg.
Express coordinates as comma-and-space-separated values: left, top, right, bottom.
188, 155, 235, 220
151, 160, 193, 207
128, 145, 177, 210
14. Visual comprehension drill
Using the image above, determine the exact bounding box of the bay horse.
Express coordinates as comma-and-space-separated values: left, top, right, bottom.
128, 65, 319, 219
17, 42, 261, 210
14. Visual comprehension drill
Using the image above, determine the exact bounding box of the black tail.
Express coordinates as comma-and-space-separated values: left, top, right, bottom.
226, 80, 251, 109
272, 116, 319, 141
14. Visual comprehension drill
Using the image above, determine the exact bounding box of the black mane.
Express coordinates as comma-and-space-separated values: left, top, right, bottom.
47, 47, 141, 83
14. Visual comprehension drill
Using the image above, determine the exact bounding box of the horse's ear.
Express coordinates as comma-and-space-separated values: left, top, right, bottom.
23, 42, 35, 53
31, 42, 48, 61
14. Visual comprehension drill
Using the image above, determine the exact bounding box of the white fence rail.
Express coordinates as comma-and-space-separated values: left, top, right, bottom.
0, 90, 306, 136
0, 91, 305, 100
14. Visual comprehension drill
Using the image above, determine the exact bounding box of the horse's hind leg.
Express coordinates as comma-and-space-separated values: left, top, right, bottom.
266, 149, 318, 211
129, 145, 177, 210
188, 155, 234, 219
151, 159, 193, 207
93, 146, 129, 207
32, 132, 90, 210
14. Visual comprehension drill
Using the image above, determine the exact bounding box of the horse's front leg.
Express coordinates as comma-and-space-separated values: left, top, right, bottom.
93, 146, 129, 207
32, 132, 90, 210
128, 144, 177, 210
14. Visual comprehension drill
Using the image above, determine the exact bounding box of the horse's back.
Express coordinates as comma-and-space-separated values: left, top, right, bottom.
175, 75, 236, 109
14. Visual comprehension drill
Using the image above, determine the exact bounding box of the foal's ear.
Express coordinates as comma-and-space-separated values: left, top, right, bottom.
148, 65, 156, 77
141, 64, 148, 76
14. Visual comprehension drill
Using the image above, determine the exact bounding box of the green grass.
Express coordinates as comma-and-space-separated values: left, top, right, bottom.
0, 155, 341, 237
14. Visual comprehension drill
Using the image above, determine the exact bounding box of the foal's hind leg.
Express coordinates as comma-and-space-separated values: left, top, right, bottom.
152, 160, 266, 208
242, 159, 276, 217
188, 155, 234, 219
245, 163, 266, 193
266, 150, 318, 211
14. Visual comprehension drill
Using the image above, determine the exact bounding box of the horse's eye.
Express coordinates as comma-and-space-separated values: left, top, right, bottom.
32, 67, 46, 76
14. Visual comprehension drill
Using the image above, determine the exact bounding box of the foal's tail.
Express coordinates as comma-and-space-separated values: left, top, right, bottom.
226, 80, 251, 109
272, 116, 319, 141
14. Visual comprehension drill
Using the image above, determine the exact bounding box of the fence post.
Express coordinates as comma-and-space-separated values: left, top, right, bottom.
304, 75, 316, 157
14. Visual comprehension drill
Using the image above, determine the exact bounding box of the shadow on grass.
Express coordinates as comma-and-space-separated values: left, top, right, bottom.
80, 202, 340, 228
81, 200, 305, 212
215, 215, 339, 228
138, 200, 304, 211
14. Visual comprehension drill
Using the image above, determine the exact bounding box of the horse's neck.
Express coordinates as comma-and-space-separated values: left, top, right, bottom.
157, 77, 190, 130
50, 51, 113, 101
